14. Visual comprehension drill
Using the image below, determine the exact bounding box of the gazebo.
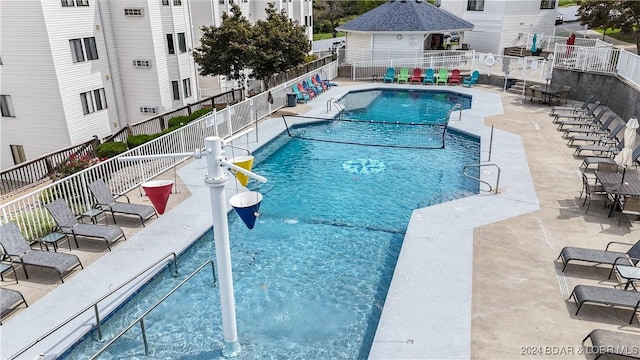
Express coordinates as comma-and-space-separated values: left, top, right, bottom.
336, 0, 474, 63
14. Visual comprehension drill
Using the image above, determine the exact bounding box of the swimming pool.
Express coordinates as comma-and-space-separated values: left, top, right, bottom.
63, 89, 480, 359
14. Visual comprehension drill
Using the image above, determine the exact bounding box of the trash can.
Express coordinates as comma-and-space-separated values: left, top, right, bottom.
286, 93, 297, 107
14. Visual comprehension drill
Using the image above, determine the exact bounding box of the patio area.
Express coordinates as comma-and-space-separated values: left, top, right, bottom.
1, 80, 639, 359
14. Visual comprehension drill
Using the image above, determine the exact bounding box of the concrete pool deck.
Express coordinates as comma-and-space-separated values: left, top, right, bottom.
2, 81, 640, 359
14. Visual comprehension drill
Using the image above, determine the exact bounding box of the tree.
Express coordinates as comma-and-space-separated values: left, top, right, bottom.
578, 0, 640, 53
251, 3, 311, 89
193, 4, 252, 83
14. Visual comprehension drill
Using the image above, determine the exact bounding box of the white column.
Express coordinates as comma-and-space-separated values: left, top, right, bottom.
203, 136, 241, 357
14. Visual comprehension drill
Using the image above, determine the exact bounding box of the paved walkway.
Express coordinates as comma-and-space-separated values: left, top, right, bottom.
2, 81, 639, 359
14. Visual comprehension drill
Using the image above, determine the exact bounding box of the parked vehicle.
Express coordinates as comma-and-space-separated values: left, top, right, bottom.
555, 12, 563, 25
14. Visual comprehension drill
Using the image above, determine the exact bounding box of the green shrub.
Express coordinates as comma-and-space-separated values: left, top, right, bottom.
167, 115, 190, 128
12, 209, 56, 240
190, 108, 211, 120
127, 134, 156, 148
97, 141, 128, 158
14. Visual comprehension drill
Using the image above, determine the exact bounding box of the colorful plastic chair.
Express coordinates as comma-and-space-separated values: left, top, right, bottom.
435, 68, 448, 85
462, 70, 480, 87
409, 68, 422, 83
382, 68, 395, 83
397, 68, 410, 83
292, 84, 309, 103
422, 68, 435, 84
448, 69, 462, 85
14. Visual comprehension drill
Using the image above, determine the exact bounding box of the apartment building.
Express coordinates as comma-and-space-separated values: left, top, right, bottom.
0, 0, 312, 170
438, 0, 557, 54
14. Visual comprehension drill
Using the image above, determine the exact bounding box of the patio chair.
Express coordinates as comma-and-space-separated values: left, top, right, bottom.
291, 84, 309, 103
311, 75, 327, 91
300, 80, 316, 98
0, 222, 83, 283
568, 284, 640, 324
582, 329, 640, 360
409, 68, 422, 83
397, 67, 410, 83
579, 171, 608, 213
555, 105, 604, 129
306, 78, 323, 95
560, 109, 615, 139
422, 68, 435, 85
574, 136, 623, 157
382, 67, 395, 83
44, 198, 126, 251
618, 196, 640, 225
581, 144, 640, 170
315, 74, 331, 89
448, 69, 462, 85
550, 94, 595, 115
88, 179, 158, 227
0, 288, 27, 324
552, 101, 602, 122
557, 239, 640, 276
462, 70, 479, 87
435, 68, 448, 85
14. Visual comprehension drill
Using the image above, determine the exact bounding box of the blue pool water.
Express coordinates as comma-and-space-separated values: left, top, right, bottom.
64, 89, 479, 359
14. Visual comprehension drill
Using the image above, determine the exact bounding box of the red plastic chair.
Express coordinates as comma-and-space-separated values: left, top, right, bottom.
409, 68, 422, 83
448, 69, 462, 85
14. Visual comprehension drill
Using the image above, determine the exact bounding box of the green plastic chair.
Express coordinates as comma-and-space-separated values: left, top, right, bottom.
435, 68, 448, 85
397, 68, 410, 83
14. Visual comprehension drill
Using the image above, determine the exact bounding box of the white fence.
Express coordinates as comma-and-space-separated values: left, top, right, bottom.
0, 61, 338, 240
351, 51, 553, 84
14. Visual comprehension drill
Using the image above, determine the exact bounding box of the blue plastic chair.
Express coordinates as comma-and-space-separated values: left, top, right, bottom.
292, 84, 309, 103
463, 70, 480, 87
382, 68, 395, 83
422, 68, 435, 84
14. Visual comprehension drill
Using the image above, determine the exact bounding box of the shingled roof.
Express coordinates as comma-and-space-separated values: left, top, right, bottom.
336, 0, 474, 33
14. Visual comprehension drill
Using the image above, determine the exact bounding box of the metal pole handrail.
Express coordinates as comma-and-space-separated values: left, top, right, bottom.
447, 103, 463, 121
463, 163, 501, 194
89, 259, 217, 359
9, 253, 179, 360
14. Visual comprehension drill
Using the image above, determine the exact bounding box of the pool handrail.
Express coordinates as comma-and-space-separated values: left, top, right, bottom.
463, 163, 501, 194
447, 103, 463, 122
89, 259, 217, 359
9, 253, 179, 360
326, 98, 344, 113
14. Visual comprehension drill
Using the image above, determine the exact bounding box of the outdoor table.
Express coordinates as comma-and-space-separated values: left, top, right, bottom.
530, 84, 565, 105
595, 170, 640, 217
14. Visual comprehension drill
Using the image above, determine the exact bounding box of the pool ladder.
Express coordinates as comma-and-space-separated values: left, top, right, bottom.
89, 259, 218, 359
326, 98, 344, 114
447, 103, 463, 121
463, 163, 501, 193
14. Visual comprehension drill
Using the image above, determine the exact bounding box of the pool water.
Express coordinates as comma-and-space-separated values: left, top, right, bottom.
63, 90, 479, 359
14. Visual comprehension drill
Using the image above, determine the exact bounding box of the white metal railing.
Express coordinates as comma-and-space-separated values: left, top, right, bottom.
0, 61, 338, 241
554, 44, 618, 74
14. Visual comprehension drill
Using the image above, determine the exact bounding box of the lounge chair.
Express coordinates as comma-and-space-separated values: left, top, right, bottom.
568, 284, 640, 324
567, 116, 624, 146
435, 68, 448, 85
382, 67, 395, 83
44, 198, 126, 251
581, 144, 640, 170
291, 84, 309, 103
462, 70, 479, 87
552, 101, 602, 122
582, 329, 640, 360
560, 109, 616, 139
409, 68, 422, 83
397, 67, 409, 83
0, 288, 27, 324
574, 136, 623, 157
557, 240, 640, 276
448, 69, 462, 85
550, 94, 595, 115
422, 68, 435, 85
0, 222, 83, 283
554, 102, 603, 128
88, 179, 158, 227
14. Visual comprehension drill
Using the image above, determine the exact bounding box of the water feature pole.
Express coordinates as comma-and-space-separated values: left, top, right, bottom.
203, 136, 241, 357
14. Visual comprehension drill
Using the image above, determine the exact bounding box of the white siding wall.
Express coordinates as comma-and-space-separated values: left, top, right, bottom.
373, 34, 423, 61
0, 1, 69, 169
42, 0, 114, 144
345, 33, 372, 63
441, 0, 556, 54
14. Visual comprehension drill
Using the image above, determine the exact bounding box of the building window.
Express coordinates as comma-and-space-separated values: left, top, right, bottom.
173, 0, 182, 5
76, 0, 89, 6
10, 145, 26, 165
124, 8, 144, 16
467, 0, 484, 11
219, 0, 225, 4
162, 0, 169, 5
183, 78, 191, 98
61, 0, 75, 6
70, 37, 98, 63
540, 0, 555, 9
167, 34, 175, 54
133, 59, 152, 68
80, 88, 107, 115
1, 95, 15, 117
84, 37, 98, 60
70, 39, 84, 62
140, 106, 158, 114
178, 33, 187, 53
172, 81, 180, 100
